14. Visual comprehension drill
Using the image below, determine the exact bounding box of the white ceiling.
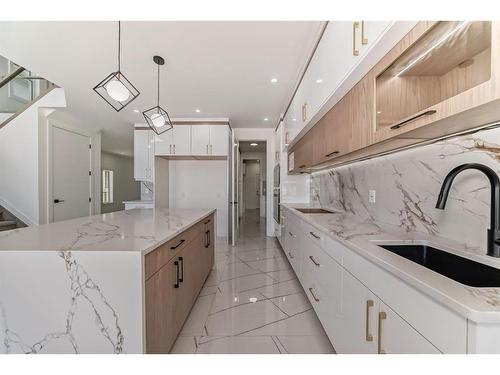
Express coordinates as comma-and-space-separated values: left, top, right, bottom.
0, 21, 322, 155
239, 141, 266, 153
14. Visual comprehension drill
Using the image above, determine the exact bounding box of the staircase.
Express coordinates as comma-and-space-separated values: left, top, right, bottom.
0, 206, 22, 232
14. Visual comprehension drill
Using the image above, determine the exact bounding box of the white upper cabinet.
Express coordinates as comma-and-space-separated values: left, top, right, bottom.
285, 21, 393, 145
191, 125, 211, 155
154, 129, 173, 155
209, 125, 229, 156
134, 129, 154, 181
172, 126, 191, 155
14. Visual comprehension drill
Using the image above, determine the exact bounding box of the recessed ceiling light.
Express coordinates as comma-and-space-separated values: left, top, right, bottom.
292, 118, 296, 122
377, 111, 382, 114
195, 109, 201, 113
133, 109, 139, 113
250, 143, 258, 146
264, 118, 269, 121
270, 77, 278, 83
316, 79, 323, 83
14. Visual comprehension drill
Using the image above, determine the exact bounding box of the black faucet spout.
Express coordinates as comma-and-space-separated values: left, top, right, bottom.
436, 163, 500, 257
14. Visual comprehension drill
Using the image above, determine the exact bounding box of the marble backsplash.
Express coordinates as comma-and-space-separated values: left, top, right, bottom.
310, 125, 500, 254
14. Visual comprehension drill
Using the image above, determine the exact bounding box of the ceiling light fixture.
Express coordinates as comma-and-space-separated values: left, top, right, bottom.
93, 21, 140, 112
142, 56, 173, 135
270, 78, 278, 83
316, 79, 323, 83
264, 118, 269, 121
250, 143, 258, 146
195, 109, 201, 113
133, 109, 139, 113
395, 21, 469, 78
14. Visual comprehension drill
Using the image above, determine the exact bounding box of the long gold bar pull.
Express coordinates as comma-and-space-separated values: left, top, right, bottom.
361, 21, 368, 44
365, 300, 374, 342
378, 311, 387, 354
353, 22, 360, 56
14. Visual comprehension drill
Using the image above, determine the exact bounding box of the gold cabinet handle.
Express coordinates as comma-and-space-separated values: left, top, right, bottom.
308, 287, 320, 302
361, 21, 368, 45
365, 300, 374, 342
309, 255, 320, 267
302, 102, 308, 122
352, 22, 360, 56
378, 311, 387, 354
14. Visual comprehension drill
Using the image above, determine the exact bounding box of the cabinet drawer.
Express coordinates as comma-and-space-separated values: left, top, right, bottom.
302, 236, 340, 291
145, 223, 201, 280
343, 247, 467, 353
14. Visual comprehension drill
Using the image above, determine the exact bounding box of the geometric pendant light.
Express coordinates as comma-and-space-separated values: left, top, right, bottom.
142, 55, 173, 135
93, 21, 140, 112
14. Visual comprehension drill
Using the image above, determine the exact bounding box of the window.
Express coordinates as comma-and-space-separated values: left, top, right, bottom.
102, 170, 114, 204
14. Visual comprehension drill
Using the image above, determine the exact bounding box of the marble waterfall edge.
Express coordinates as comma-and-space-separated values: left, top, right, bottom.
310, 125, 500, 255
0, 250, 143, 354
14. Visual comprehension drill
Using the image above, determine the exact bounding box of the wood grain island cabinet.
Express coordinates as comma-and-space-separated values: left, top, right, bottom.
145, 213, 214, 353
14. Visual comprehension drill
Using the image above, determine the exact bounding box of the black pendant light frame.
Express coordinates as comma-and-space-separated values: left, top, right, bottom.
93, 21, 140, 112
142, 56, 173, 135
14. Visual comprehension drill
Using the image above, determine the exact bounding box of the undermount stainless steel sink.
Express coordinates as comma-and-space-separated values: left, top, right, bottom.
295, 208, 335, 214
378, 244, 500, 287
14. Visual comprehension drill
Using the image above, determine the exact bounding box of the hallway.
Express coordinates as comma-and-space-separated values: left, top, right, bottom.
171, 209, 335, 354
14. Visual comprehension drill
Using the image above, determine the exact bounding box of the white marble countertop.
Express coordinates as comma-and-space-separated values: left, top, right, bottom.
0, 208, 215, 255
282, 203, 500, 323
122, 200, 154, 204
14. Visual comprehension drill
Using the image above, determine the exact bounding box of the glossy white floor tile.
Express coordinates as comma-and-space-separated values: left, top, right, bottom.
171, 209, 335, 354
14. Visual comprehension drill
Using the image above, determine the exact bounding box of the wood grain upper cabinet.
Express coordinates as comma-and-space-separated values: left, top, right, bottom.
290, 135, 313, 173
373, 21, 500, 143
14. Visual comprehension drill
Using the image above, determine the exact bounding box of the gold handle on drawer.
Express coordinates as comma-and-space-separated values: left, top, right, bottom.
309, 231, 320, 240
365, 300, 374, 342
308, 287, 320, 302
309, 255, 320, 267
288, 251, 295, 259
302, 102, 308, 122
378, 311, 387, 354
361, 21, 368, 45
352, 22, 360, 56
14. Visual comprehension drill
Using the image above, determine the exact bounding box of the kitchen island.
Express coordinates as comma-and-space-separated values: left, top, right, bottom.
0, 207, 215, 354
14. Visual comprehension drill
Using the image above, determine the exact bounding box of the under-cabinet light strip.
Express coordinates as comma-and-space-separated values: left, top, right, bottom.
395, 21, 469, 78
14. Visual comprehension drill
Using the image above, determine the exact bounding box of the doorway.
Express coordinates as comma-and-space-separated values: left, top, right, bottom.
239, 141, 267, 220
51, 125, 92, 222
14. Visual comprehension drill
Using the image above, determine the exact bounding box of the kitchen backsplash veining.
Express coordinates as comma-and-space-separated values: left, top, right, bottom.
310, 125, 500, 253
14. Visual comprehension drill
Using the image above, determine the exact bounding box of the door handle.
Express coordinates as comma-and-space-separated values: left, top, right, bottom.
54, 199, 65, 203
174, 260, 180, 288
378, 311, 387, 354
365, 300, 374, 342
178, 256, 184, 283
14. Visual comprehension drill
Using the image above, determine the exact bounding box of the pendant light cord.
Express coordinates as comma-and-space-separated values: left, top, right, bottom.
118, 21, 121, 72
157, 63, 160, 108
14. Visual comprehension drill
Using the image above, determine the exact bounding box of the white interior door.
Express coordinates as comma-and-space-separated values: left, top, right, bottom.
244, 162, 260, 210
52, 126, 91, 222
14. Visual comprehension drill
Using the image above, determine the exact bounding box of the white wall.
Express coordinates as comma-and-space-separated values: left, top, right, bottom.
101, 152, 140, 213
154, 157, 169, 208
240, 152, 266, 217
0, 88, 66, 225
168, 160, 228, 236
234, 128, 275, 237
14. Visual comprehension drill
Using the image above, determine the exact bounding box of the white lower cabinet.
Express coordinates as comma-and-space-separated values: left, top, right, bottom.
281, 207, 458, 354
378, 302, 440, 354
